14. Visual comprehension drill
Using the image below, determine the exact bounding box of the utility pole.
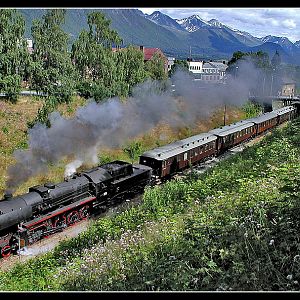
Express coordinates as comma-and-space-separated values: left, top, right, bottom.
223, 104, 226, 126
270, 68, 275, 96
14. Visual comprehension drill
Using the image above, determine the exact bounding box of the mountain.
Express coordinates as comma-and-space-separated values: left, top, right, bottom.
19, 8, 300, 64
295, 41, 300, 48
249, 42, 292, 63
260, 35, 297, 52
175, 15, 211, 32
145, 11, 184, 31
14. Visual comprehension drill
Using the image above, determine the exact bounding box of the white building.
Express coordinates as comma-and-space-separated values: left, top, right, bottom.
167, 57, 175, 71
188, 60, 228, 83
187, 60, 203, 74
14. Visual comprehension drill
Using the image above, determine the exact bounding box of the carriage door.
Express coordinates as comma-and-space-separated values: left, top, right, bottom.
170, 157, 178, 174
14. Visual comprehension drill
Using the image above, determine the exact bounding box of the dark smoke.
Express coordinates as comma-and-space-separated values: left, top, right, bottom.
4, 61, 285, 192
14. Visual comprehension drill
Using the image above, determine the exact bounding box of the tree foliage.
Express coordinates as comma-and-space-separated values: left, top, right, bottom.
144, 52, 167, 81
71, 12, 154, 102
30, 9, 76, 103
168, 59, 189, 77
0, 9, 30, 102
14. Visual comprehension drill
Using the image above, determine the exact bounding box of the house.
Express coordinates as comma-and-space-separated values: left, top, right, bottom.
167, 57, 175, 72
187, 60, 228, 83
187, 60, 203, 74
279, 80, 296, 98
139, 46, 168, 74
200, 61, 227, 83
112, 45, 169, 74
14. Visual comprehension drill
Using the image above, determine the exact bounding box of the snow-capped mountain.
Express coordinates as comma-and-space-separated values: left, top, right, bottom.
145, 11, 185, 31
295, 41, 300, 48
207, 19, 225, 28
260, 35, 296, 52
175, 15, 211, 32
20, 8, 300, 64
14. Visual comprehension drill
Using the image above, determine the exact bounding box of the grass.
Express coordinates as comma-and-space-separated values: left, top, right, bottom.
0, 115, 298, 291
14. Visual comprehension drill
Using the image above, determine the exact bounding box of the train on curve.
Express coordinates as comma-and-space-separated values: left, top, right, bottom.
0, 105, 298, 258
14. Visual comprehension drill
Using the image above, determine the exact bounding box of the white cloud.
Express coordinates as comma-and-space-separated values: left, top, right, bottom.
282, 19, 296, 29
137, 7, 300, 42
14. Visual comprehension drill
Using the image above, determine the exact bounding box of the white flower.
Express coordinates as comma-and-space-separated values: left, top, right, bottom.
293, 255, 300, 262
269, 239, 274, 246
287, 274, 293, 280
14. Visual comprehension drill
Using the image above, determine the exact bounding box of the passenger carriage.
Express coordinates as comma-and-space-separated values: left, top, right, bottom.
139, 132, 217, 178
209, 120, 256, 153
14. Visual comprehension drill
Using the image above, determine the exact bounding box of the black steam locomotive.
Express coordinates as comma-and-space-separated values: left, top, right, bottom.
0, 161, 152, 257
0, 105, 298, 258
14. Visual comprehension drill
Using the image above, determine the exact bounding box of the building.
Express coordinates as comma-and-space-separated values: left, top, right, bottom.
187, 60, 203, 74
112, 45, 169, 74
139, 46, 168, 74
167, 57, 175, 72
187, 60, 228, 83
280, 81, 296, 98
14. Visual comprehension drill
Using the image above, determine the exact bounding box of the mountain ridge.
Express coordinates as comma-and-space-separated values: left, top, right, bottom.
19, 8, 300, 64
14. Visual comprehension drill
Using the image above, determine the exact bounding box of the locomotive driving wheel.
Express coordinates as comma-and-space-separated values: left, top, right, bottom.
79, 205, 90, 220
66, 210, 79, 226
53, 215, 67, 229
0, 245, 11, 258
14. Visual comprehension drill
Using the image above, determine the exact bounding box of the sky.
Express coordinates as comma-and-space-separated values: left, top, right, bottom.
137, 7, 299, 43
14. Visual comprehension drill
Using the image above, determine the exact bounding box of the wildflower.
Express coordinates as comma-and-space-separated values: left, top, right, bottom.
287, 274, 293, 280
293, 255, 300, 262
269, 239, 274, 246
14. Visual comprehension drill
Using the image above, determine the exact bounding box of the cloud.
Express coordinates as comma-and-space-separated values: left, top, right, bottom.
282, 19, 296, 29
138, 7, 300, 42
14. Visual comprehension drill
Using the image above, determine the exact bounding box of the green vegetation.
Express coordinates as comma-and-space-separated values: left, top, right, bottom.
30, 9, 76, 102
168, 59, 189, 77
0, 10, 31, 102
0, 116, 299, 291
0, 9, 167, 105
242, 100, 263, 118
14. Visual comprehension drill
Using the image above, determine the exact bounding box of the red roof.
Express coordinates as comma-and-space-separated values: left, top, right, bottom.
143, 47, 162, 60
111, 46, 167, 62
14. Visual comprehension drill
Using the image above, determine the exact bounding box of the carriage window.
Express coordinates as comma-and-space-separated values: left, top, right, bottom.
184, 153, 188, 160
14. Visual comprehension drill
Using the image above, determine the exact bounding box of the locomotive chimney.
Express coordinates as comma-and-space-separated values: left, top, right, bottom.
4, 193, 13, 200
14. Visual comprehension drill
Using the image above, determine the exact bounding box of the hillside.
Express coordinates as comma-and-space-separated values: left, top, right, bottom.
0, 112, 299, 291
19, 8, 300, 63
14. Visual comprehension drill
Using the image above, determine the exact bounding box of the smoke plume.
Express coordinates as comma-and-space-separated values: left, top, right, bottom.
5, 60, 283, 192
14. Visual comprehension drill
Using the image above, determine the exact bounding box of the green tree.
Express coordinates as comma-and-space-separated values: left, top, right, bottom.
114, 45, 146, 97
227, 51, 246, 66
123, 140, 143, 163
0, 9, 31, 102
168, 59, 189, 77
30, 9, 76, 103
144, 52, 167, 81
71, 11, 123, 101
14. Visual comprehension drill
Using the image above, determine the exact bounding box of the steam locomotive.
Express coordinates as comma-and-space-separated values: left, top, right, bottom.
0, 105, 298, 258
